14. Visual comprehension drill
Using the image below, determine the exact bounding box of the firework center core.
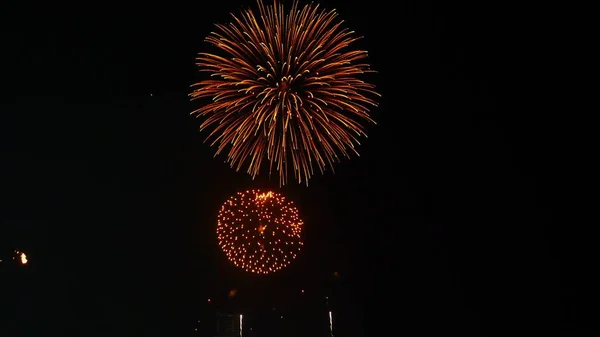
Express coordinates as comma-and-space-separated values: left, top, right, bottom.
258, 224, 267, 235
278, 77, 293, 93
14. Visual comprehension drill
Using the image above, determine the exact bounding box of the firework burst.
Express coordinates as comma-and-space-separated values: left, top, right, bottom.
217, 189, 303, 274
190, 0, 380, 185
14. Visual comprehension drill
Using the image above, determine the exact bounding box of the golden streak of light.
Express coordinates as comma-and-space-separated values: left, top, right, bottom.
20, 252, 27, 264
216, 189, 304, 274
190, 0, 380, 186
329, 310, 334, 336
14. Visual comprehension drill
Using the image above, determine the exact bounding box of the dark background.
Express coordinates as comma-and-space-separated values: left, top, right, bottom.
1, 0, 583, 336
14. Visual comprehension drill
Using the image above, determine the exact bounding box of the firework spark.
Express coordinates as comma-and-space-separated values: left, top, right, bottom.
190, 0, 380, 186
217, 189, 303, 274
14, 250, 27, 264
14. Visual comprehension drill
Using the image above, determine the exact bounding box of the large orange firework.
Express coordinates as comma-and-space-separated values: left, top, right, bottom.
217, 189, 303, 274
190, 0, 380, 185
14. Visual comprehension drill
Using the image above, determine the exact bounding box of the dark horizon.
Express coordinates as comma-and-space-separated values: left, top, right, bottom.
1, 0, 583, 336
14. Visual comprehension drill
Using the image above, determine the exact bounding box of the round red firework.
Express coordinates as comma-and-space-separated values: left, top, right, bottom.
217, 189, 304, 274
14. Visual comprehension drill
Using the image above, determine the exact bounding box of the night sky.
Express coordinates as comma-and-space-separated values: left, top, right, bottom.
1, 1, 582, 336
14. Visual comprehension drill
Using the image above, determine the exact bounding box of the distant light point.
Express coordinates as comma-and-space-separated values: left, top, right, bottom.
20, 252, 27, 264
